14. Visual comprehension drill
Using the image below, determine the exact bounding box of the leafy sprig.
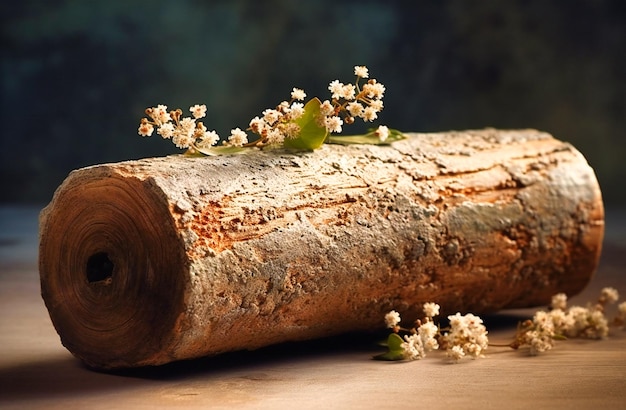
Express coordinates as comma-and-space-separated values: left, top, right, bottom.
377, 287, 626, 363
138, 66, 404, 155
376, 303, 488, 363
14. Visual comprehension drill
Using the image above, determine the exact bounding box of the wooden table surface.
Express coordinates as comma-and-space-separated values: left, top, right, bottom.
1, 205, 625, 410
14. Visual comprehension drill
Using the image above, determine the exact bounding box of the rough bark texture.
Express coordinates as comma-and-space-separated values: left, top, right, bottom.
39, 129, 604, 369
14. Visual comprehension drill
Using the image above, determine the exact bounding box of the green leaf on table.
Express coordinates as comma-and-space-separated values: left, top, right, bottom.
283, 97, 328, 150
373, 333, 406, 361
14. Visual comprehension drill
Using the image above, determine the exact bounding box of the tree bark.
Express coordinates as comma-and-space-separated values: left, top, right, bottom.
39, 129, 604, 369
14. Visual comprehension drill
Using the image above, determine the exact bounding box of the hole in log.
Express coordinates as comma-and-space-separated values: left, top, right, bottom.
86, 252, 114, 284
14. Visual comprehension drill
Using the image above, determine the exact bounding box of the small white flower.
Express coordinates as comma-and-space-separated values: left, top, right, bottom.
151, 104, 171, 125
346, 102, 364, 118
551, 293, 568, 310
319, 100, 335, 116
277, 101, 290, 113
291, 87, 306, 101
157, 122, 175, 139
375, 125, 390, 142
341, 83, 356, 100
189, 104, 207, 119
354, 65, 369, 78
228, 128, 248, 147
179, 117, 196, 132
324, 116, 343, 133
328, 80, 345, 100
263, 109, 282, 125
601, 287, 619, 304
138, 121, 154, 137
419, 321, 438, 338
362, 81, 385, 99
362, 106, 378, 122
422, 302, 440, 318
196, 130, 220, 148
249, 116, 267, 134
288, 102, 305, 120
448, 312, 466, 329
447, 345, 465, 362
172, 131, 194, 149
384, 310, 401, 328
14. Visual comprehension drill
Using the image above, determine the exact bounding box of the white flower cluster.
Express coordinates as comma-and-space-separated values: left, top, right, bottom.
384, 303, 488, 363
403, 303, 441, 360
401, 320, 439, 361
442, 312, 489, 362
514, 287, 625, 355
384, 310, 401, 329
380, 287, 626, 363
518, 310, 558, 355
138, 66, 389, 151
247, 88, 308, 146
138, 104, 238, 149
320, 65, 385, 133
247, 66, 386, 145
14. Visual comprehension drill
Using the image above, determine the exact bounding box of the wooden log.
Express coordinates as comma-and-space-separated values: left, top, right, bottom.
39, 129, 604, 369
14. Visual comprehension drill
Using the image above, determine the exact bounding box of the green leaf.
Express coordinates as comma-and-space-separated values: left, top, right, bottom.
373, 333, 406, 361
283, 97, 328, 150
387, 333, 404, 352
328, 128, 406, 146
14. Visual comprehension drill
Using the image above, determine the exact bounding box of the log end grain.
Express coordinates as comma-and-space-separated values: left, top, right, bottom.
38, 171, 189, 368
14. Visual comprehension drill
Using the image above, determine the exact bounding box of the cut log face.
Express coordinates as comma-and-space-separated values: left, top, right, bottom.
38, 129, 604, 369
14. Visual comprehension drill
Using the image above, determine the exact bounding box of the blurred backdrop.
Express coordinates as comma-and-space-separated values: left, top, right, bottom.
1, 0, 625, 205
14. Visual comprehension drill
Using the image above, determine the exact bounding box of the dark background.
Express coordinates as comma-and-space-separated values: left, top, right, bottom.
2, 0, 625, 205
